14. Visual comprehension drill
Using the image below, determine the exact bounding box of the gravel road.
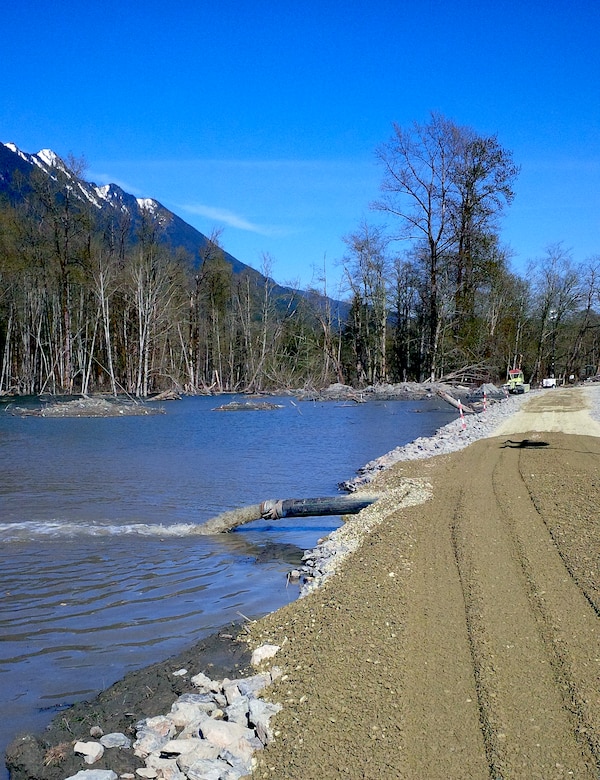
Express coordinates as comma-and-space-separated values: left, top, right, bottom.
248, 386, 600, 778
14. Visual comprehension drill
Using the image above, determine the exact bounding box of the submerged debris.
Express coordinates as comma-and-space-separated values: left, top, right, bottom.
212, 401, 284, 412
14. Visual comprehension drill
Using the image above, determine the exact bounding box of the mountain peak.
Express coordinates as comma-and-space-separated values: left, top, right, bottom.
3, 142, 29, 162
36, 148, 61, 167
136, 197, 158, 211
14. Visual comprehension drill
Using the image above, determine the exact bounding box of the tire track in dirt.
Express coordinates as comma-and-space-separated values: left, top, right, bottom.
448, 435, 600, 778
509, 434, 600, 764
400, 467, 489, 779
517, 432, 600, 618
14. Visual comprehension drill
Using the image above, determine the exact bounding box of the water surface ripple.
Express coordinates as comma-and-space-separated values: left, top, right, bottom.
0, 393, 453, 768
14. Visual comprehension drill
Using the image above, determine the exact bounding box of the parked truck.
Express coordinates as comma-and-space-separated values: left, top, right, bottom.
505, 368, 530, 394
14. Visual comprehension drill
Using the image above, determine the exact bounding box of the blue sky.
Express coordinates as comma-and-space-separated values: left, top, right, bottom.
2, 0, 599, 293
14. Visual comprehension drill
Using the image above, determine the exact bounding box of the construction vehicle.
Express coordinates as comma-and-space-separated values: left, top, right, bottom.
505, 368, 530, 394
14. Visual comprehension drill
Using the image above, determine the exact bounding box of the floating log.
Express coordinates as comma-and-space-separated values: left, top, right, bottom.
436, 389, 476, 414
196, 494, 379, 534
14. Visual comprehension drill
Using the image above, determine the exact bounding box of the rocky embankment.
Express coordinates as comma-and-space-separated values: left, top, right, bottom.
6, 639, 286, 780
340, 385, 524, 490
295, 380, 455, 402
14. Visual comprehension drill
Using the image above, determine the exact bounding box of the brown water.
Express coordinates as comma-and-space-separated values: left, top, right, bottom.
196, 503, 263, 533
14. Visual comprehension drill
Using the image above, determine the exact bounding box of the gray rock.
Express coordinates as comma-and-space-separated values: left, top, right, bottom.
248, 698, 282, 745
178, 692, 219, 705
198, 719, 258, 761
190, 671, 221, 692
186, 757, 237, 780
224, 695, 250, 726
223, 681, 241, 705
170, 699, 215, 726
219, 748, 256, 777
133, 716, 176, 758
235, 673, 271, 697
145, 754, 186, 780
99, 732, 131, 749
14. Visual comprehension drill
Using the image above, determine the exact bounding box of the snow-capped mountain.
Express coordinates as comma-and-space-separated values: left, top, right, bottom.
0, 142, 254, 276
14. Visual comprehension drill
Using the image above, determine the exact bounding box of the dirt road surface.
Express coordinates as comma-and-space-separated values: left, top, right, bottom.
249, 387, 600, 779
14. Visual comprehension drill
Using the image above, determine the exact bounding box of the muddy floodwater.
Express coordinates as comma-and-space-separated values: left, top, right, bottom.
0, 393, 454, 771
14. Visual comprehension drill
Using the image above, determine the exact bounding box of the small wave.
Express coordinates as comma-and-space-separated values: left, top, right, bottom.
0, 521, 208, 541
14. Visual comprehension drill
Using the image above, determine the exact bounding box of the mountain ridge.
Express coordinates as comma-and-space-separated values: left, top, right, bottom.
0, 142, 273, 282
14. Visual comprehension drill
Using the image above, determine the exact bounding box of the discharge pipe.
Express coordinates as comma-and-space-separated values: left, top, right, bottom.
259, 494, 378, 520
196, 493, 379, 534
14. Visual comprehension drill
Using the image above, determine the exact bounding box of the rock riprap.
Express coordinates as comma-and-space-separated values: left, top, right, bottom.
56, 651, 282, 780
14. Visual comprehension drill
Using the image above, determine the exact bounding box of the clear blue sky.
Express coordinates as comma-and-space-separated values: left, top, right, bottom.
2, 0, 599, 293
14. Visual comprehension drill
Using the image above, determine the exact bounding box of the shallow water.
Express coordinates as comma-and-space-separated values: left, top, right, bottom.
0, 393, 454, 770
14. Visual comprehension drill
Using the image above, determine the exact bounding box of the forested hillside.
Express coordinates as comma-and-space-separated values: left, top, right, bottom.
0, 116, 599, 397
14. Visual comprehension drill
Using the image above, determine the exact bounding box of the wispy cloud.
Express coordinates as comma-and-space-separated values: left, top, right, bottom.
179, 202, 288, 237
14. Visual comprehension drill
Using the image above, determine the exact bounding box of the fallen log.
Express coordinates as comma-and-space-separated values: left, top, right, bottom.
196, 494, 379, 534
436, 389, 476, 414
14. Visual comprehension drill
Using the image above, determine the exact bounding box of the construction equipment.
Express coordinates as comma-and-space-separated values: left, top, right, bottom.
505, 368, 530, 394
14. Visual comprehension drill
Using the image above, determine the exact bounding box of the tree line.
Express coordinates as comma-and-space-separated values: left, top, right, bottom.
0, 113, 599, 397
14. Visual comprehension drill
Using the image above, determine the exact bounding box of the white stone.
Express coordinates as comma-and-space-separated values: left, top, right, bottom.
251, 643, 280, 666
73, 741, 105, 764
185, 757, 234, 780
223, 681, 241, 705
160, 738, 203, 755
225, 695, 250, 725
169, 700, 212, 727
270, 666, 283, 682
133, 717, 176, 758
172, 668, 188, 677
144, 715, 172, 731
178, 719, 207, 739
198, 718, 258, 760
135, 769, 157, 778
175, 740, 220, 772
219, 748, 256, 777
145, 755, 186, 780
63, 772, 117, 780
236, 673, 271, 696
190, 671, 220, 692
